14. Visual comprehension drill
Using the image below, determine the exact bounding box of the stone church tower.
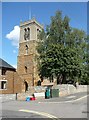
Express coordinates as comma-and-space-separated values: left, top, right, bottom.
17, 18, 43, 92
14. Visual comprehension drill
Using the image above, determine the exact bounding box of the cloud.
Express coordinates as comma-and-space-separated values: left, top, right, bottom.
13, 50, 17, 53
6, 26, 20, 48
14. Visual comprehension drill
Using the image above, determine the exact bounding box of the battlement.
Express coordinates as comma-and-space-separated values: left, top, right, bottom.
20, 18, 44, 29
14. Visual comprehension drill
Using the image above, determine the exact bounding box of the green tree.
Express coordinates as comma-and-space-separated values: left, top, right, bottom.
81, 36, 89, 84
37, 10, 88, 84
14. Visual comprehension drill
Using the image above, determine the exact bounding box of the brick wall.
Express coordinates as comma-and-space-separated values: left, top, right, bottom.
0, 70, 22, 94
0, 71, 14, 94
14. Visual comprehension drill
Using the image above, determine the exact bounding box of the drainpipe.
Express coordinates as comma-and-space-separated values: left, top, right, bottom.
32, 73, 34, 86
13, 71, 14, 94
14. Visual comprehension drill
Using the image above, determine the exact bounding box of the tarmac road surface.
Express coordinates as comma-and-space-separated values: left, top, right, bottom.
1, 92, 89, 119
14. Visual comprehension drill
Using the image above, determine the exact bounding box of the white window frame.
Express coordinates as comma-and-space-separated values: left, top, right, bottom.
0, 80, 7, 90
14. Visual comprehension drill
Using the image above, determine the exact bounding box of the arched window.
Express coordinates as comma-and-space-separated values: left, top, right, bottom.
25, 66, 27, 73
37, 80, 41, 86
27, 28, 30, 40
24, 28, 27, 40
37, 29, 41, 39
25, 45, 28, 55
24, 28, 30, 40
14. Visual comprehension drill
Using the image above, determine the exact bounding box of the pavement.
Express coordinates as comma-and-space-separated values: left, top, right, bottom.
0, 94, 16, 103
0, 92, 89, 119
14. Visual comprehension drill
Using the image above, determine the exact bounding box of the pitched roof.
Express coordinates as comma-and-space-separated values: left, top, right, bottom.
0, 58, 16, 70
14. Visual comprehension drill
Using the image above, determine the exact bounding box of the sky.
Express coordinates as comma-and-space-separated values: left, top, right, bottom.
0, 2, 2, 62
1, 2, 87, 68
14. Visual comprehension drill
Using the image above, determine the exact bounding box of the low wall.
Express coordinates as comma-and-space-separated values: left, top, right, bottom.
53, 84, 88, 96
17, 85, 88, 100
17, 86, 47, 100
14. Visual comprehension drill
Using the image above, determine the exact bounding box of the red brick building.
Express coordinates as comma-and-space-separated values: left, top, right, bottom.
0, 58, 21, 94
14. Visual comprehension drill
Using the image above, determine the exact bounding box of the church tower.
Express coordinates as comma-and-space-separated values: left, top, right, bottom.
17, 18, 43, 92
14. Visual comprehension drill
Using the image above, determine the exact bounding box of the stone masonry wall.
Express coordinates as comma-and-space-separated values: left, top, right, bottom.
17, 41, 40, 87
13, 72, 22, 94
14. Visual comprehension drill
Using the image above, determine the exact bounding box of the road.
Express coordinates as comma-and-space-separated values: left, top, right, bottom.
0, 92, 89, 119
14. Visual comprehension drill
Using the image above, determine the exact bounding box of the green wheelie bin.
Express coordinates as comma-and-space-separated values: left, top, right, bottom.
45, 88, 50, 99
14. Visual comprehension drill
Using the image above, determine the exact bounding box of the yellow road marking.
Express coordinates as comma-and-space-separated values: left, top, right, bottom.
19, 109, 58, 119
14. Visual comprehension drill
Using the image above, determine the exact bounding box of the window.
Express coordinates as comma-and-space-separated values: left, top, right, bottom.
37, 80, 41, 86
27, 28, 30, 39
24, 28, 27, 40
37, 29, 41, 39
25, 45, 28, 55
24, 28, 30, 40
25, 66, 27, 73
0, 80, 7, 90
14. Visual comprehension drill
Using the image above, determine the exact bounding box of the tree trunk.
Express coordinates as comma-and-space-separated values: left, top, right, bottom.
62, 74, 66, 84
57, 74, 62, 84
